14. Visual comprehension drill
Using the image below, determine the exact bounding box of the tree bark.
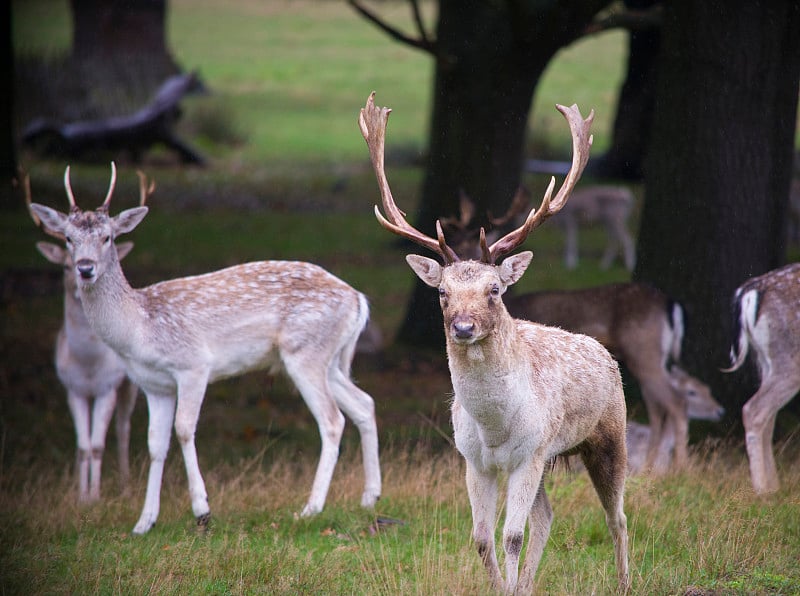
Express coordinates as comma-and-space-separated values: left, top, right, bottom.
634, 0, 800, 418
396, 0, 611, 347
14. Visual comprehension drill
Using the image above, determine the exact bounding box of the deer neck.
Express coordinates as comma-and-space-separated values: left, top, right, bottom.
77, 261, 144, 353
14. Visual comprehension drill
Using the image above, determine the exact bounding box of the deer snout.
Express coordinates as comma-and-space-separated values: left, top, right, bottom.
76, 260, 96, 280
451, 317, 476, 340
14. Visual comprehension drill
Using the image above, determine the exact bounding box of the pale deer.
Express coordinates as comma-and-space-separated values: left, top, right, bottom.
505, 282, 724, 474
25, 173, 152, 502
360, 92, 629, 594
28, 163, 381, 535
552, 185, 636, 271
723, 262, 800, 494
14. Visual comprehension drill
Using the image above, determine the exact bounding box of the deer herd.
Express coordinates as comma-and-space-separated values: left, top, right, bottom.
22, 91, 797, 594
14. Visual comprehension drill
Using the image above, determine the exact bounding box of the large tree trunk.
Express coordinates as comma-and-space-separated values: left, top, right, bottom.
397, 0, 610, 347
634, 0, 800, 420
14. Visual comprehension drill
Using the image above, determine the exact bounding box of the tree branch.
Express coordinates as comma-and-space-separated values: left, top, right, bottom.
348, 0, 436, 55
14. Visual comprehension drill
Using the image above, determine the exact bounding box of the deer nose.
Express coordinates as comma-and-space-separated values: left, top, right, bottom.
76, 260, 96, 280
452, 319, 475, 339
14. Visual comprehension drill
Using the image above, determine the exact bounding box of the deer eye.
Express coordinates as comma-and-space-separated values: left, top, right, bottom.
438, 287, 446, 298
103, 235, 111, 244
65, 236, 72, 244
490, 285, 500, 296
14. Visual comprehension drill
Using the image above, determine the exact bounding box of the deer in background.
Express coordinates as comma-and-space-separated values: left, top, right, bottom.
505, 283, 724, 474
361, 92, 629, 594
29, 163, 381, 535
24, 172, 153, 502
723, 263, 800, 494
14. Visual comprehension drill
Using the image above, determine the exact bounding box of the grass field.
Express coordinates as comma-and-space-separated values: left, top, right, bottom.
4, 1, 800, 594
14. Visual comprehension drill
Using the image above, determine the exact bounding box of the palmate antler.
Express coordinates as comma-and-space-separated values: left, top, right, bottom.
359, 92, 594, 264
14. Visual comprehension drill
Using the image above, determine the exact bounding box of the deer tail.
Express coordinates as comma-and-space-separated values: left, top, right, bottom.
722, 287, 758, 373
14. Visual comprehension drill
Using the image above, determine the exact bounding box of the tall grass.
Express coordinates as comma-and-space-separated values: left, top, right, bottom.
1, 435, 798, 594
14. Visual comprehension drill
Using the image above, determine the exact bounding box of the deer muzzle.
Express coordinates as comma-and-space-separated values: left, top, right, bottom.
451, 316, 476, 341
76, 259, 96, 281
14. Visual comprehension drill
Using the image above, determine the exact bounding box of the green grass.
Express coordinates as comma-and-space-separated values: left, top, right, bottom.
5, 2, 800, 595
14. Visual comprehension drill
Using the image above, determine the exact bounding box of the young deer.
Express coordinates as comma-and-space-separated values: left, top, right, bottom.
360, 93, 629, 594
29, 164, 381, 534
26, 173, 152, 502
723, 263, 800, 494
505, 282, 724, 474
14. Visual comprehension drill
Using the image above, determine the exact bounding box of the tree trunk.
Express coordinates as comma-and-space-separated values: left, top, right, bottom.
397, 0, 610, 347
634, 0, 800, 419
70, 0, 180, 94
588, 0, 660, 181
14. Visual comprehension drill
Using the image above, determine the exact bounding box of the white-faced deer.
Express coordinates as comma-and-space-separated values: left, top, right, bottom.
29, 164, 381, 534
505, 282, 724, 474
360, 92, 629, 594
723, 263, 800, 494
551, 185, 636, 271
25, 173, 152, 502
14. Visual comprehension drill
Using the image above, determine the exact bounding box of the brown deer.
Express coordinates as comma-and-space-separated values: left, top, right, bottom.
360, 92, 629, 594
25, 172, 153, 502
28, 163, 381, 534
504, 282, 724, 474
723, 263, 800, 494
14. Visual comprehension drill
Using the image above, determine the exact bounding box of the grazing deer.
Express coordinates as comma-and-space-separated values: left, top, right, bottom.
360, 92, 629, 594
25, 173, 152, 502
723, 262, 800, 494
551, 185, 636, 271
505, 282, 724, 474
28, 163, 381, 535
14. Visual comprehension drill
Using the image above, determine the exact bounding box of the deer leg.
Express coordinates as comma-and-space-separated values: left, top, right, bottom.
115, 379, 138, 491
640, 387, 668, 474
67, 392, 91, 502
174, 373, 212, 527
517, 482, 553, 595
284, 355, 346, 516
465, 461, 502, 591
329, 367, 381, 508
742, 375, 800, 494
581, 429, 630, 593
503, 458, 547, 594
88, 388, 118, 502
564, 219, 579, 269
133, 392, 175, 535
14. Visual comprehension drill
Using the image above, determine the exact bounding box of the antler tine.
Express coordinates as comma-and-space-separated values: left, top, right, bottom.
136, 170, 156, 206
63, 165, 77, 210
21, 168, 66, 241
100, 161, 117, 211
360, 92, 459, 264
486, 103, 593, 263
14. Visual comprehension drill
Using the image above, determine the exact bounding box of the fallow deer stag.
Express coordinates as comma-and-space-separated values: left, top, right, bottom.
360, 92, 629, 594
25, 172, 152, 502
505, 282, 724, 474
29, 163, 381, 535
723, 263, 800, 494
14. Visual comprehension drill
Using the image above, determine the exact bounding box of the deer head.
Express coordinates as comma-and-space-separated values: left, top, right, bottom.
359, 92, 593, 345
28, 162, 150, 288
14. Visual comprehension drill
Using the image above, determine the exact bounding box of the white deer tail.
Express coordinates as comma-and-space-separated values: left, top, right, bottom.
667, 300, 685, 364
722, 287, 758, 372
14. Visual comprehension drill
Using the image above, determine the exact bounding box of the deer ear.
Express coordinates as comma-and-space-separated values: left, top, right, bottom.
113, 206, 148, 235
499, 251, 533, 286
29, 204, 68, 235
36, 241, 67, 265
115, 241, 135, 261
406, 255, 443, 288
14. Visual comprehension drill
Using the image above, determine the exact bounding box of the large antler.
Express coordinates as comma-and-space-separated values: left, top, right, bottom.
359, 92, 459, 264
484, 104, 594, 263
